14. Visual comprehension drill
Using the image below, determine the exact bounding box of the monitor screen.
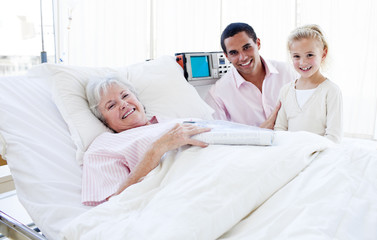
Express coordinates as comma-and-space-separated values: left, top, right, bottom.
190, 55, 211, 78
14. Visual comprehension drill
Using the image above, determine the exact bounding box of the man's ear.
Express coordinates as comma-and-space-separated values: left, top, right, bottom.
256, 38, 261, 50
224, 52, 231, 63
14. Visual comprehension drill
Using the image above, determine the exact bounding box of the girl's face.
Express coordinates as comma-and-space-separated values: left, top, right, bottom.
98, 83, 148, 132
289, 38, 327, 79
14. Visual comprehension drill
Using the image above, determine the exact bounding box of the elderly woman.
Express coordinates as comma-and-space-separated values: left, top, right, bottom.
82, 78, 210, 206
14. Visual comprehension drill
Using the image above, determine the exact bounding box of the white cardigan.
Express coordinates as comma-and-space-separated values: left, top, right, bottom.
274, 79, 343, 143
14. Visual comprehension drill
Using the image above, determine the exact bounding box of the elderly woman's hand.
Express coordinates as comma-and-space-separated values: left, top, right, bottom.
154, 123, 211, 154
113, 123, 211, 196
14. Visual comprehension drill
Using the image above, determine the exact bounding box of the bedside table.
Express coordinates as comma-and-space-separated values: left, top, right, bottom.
0, 165, 15, 194
0, 154, 6, 167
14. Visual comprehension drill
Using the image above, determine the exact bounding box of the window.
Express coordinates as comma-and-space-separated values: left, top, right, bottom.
0, 0, 55, 76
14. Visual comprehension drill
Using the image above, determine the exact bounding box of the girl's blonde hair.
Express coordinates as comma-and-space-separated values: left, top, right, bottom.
287, 24, 329, 65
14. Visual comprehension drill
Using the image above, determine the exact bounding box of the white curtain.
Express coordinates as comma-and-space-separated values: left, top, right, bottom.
298, 0, 377, 139
58, 0, 377, 139
153, 0, 222, 57
221, 0, 296, 62
58, 0, 151, 67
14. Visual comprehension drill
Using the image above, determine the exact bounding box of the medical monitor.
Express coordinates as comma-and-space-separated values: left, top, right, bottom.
190, 55, 211, 78
175, 52, 231, 82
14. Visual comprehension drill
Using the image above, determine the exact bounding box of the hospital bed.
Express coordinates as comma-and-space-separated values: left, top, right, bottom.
0, 56, 376, 240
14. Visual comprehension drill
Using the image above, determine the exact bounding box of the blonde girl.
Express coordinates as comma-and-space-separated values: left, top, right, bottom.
274, 24, 343, 143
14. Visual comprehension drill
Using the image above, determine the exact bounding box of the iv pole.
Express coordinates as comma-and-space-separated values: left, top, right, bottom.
40, 0, 47, 63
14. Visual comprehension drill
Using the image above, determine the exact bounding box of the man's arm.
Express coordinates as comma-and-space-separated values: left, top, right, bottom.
205, 87, 229, 121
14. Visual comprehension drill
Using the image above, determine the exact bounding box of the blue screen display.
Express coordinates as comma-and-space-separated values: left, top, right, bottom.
190, 56, 210, 78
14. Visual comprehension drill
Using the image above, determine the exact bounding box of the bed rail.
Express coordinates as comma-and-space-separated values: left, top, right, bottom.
0, 210, 47, 240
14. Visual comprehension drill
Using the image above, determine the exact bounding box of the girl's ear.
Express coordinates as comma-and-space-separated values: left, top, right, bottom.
322, 47, 328, 60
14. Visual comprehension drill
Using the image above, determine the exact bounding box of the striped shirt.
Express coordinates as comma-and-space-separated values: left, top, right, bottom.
82, 118, 182, 206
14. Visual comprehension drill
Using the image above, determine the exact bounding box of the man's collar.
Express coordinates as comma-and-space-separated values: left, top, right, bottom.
260, 57, 278, 76
233, 56, 278, 88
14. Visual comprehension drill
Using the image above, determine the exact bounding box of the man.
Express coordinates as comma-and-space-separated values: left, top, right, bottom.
205, 22, 297, 129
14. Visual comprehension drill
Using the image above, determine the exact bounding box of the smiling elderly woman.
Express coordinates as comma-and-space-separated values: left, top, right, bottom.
82, 78, 210, 206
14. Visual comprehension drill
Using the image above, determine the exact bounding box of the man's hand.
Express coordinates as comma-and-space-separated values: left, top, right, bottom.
260, 102, 281, 129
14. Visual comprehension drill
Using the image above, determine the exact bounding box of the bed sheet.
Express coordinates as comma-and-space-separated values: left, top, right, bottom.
60, 131, 331, 240
0, 76, 90, 239
219, 141, 377, 239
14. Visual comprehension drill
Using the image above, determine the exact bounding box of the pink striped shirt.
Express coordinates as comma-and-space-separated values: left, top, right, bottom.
82, 118, 182, 206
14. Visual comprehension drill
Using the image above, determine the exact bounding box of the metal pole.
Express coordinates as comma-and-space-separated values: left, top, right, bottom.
40, 0, 47, 63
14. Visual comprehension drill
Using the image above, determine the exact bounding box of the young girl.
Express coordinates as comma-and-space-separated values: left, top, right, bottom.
274, 24, 343, 143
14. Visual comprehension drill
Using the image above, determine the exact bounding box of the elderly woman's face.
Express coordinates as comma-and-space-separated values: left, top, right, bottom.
98, 83, 148, 132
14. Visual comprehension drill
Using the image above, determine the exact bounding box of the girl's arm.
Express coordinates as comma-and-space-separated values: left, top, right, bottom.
274, 85, 290, 131
274, 101, 288, 131
324, 85, 343, 143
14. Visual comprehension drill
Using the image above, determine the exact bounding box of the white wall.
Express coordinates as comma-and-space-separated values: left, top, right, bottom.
57, 0, 377, 139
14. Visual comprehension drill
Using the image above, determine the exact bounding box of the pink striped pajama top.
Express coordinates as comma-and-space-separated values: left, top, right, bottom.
81, 118, 182, 206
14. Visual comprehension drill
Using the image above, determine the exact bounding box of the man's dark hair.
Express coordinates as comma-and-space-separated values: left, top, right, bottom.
221, 22, 258, 53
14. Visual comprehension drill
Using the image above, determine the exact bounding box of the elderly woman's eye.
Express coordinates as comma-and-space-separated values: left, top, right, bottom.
108, 104, 115, 110
122, 94, 129, 99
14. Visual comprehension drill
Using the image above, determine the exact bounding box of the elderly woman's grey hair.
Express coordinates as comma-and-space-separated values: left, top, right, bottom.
86, 77, 138, 124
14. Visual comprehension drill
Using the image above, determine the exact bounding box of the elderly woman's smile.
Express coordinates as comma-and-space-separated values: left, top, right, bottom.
122, 108, 135, 119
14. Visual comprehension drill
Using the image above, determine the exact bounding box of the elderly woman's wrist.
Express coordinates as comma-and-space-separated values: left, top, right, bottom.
149, 140, 167, 161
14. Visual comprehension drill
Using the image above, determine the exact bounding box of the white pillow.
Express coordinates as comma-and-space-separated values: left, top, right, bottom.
28, 56, 214, 165
118, 56, 214, 119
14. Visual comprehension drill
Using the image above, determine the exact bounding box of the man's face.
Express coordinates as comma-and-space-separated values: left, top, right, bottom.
224, 31, 261, 77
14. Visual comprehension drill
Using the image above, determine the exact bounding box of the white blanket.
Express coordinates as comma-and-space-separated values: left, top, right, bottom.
60, 131, 331, 240
220, 140, 377, 239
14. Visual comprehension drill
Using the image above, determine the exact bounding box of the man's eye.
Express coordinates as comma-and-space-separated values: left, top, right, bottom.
229, 51, 237, 56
